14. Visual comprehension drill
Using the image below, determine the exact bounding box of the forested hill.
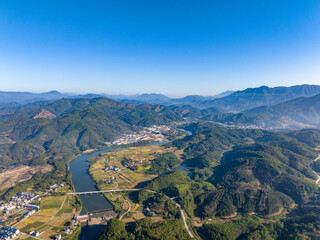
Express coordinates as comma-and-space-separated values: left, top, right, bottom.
146, 122, 320, 220
243, 93, 320, 128
0, 97, 184, 124
0, 97, 184, 169
199, 93, 320, 130
200, 84, 320, 112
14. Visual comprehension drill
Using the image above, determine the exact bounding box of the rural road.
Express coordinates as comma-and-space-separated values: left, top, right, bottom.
173, 199, 195, 239
74, 188, 195, 238
310, 154, 320, 186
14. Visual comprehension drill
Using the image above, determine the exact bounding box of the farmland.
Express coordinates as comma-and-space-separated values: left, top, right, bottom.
14, 186, 78, 240
88, 144, 185, 223
89, 144, 183, 190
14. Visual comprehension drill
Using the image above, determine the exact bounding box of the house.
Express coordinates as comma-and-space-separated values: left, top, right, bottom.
64, 227, 71, 235
26, 204, 39, 209
75, 214, 88, 221
143, 207, 155, 217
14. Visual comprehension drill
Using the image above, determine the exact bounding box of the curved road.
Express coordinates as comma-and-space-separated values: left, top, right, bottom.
172, 199, 195, 239
310, 154, 320, 186
71, 188, 195, 238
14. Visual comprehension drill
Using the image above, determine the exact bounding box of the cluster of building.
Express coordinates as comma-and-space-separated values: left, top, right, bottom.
105, 166, 120, 172
99, 176, 115, 185
0, 192, 39, 216
0, 226, 20, 240
144, 125, 172, 133
107, 125, 171, 146
122, 160, 143, 169
49, 183, 64, 192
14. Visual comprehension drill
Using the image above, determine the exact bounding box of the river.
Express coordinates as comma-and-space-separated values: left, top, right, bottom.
69, 128, 193, 239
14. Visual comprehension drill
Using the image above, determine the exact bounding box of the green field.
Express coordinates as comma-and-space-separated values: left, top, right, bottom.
20, 221, 45, 232
41, 199, 63, 209
56, 208, 73, 216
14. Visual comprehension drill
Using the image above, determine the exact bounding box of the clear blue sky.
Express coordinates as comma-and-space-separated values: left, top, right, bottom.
0, 0, 319, 97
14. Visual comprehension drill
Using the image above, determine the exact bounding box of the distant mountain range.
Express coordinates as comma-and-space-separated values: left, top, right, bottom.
106, 91, 235, 107
202, 92, 320, 129
0, 90, 68, 103
0, 97, 185, 168
200, 84, 320, 112
243, 93, 320, 129
2, 85, 320, 113
1, 84, 320, 130
0, 90, 236, 108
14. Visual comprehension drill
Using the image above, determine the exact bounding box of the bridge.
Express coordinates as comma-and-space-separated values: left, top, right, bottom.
67, 189, 156, 196
68, 188, 194, 238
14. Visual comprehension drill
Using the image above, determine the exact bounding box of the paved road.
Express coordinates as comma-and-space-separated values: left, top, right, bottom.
67, 189, 141, 195
173, 200, 195, 239
310, 154, 320, 186
70, 188, 194, 238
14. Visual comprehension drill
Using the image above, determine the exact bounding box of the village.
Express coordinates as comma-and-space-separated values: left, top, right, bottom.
0, 182, 81, 240
0, 126, 187, 240
107, 125, 175, 146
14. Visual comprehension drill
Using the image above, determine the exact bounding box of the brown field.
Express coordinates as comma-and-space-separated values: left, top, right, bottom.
0, 165, 53, 190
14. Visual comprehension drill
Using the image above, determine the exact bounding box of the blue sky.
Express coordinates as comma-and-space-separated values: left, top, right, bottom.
0, 0, 320, 97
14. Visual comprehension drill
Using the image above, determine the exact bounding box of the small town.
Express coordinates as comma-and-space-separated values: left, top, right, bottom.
107, 125, 174, 146
0, 182, 79, 240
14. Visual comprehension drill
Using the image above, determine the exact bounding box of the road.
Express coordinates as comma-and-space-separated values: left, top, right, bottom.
173, 199, 195, 239
67, 189, 141, 195
70, 188, 194, 238
310, 154, 320, 186
119, 199, 131, 220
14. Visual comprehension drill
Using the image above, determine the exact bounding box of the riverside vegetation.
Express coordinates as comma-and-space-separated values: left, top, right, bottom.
0, 97, 320, 239
97, 122, 320, 239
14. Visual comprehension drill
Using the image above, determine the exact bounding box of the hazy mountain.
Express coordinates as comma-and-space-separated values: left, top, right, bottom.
108, 91, 234, 107
243, 93, 320, 129
0, 90, 69, 104
212, 90, 235, 99
0, 97, 184, 168
201, 85, 320, 112
0, 90, 107, 105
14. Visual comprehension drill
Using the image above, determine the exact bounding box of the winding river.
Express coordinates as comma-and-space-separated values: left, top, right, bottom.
69, 129, 193, 239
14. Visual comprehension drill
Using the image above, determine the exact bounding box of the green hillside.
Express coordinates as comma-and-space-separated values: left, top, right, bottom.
0, 97, 184, 170
144, 123, 320, 219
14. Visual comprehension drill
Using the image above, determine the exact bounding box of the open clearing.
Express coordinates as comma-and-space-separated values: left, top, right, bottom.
0, 165, 53, 190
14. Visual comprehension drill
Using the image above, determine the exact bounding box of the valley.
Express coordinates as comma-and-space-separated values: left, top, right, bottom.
0, 93, 319, 240
2, 1, 320, 238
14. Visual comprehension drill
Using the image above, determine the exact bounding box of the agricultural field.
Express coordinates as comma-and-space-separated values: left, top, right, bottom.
87, 144, 185, 225
14, 194, 77, 240
89, 145, 183, 190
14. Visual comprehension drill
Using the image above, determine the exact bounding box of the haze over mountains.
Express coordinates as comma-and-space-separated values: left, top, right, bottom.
1, 85, 320, 239
2, 84, 320, 110
0, 97, 184, 168
1, 84, 320, 130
